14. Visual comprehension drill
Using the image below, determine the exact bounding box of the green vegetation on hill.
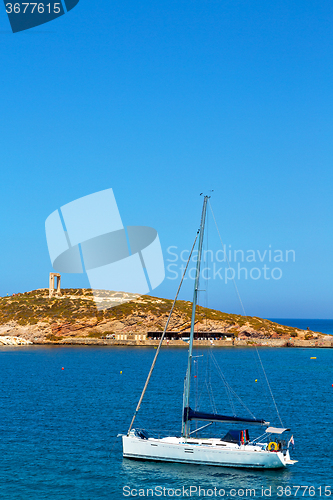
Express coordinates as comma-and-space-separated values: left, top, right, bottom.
0, 288, 306, 339
0, 289, 97, 326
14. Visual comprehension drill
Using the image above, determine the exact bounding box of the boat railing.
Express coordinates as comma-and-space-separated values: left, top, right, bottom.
134, 427, 182, 440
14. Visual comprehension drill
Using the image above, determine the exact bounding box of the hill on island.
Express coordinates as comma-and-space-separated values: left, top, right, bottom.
0, 289, 324, 344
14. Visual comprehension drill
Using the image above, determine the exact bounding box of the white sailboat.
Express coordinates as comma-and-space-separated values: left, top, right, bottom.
122, 195, 297, 469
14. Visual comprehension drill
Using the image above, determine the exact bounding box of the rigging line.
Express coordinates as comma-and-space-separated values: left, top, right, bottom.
252, 344, 277, 420
203, 351, 216, 414
195, 357, 204, 411
209, 350, 236, 416
205, 380, 216, 415
208, 199, 246, 317
194, 359, 199, 432
194, 359, 199, 411
127, 230, 200, 435
208, 200, 284, 427
210, 351, 256, 418
207, 349, 217, 414
255, 347, 284, 427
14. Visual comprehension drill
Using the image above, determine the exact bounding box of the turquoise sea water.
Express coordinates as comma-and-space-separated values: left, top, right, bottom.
0, 346, 332, 499
269, 319, 333, 335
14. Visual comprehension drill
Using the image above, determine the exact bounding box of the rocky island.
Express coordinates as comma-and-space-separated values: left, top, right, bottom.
0, 289, 332, 348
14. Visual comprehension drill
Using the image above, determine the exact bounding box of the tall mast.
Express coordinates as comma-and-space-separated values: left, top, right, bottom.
182, 195, 209, 438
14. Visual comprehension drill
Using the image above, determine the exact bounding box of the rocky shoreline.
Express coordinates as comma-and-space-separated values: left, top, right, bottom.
0, 336, 33, 346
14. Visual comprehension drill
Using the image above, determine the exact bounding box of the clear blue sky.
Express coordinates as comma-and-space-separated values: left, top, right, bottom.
1, 0, 332, 318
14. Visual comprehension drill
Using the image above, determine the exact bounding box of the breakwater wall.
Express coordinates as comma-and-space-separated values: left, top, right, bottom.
53, 337, 333, 348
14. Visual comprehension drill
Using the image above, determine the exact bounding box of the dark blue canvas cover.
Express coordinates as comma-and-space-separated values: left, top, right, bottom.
222, 430, 245, 445
183, 407, 267, 425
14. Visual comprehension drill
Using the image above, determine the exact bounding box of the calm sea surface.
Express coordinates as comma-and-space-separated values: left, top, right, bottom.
0, 346, 332, 499
269, 319, 333, 335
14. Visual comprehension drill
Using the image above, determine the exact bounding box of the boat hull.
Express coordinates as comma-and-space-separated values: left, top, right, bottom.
122, 436, 286, 469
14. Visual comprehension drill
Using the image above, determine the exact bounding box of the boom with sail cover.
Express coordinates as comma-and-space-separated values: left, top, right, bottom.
183, 407, 269, 426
